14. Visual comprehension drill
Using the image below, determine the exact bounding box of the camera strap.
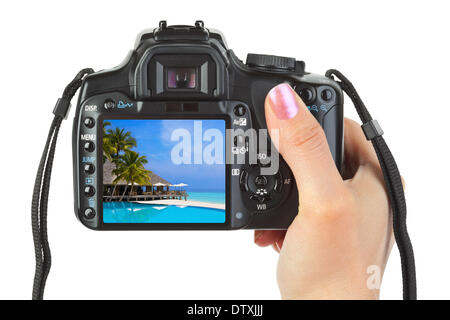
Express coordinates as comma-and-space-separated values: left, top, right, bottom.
31, 68, 416, 300
326, 69, 417, 300
31, 68, 94, 300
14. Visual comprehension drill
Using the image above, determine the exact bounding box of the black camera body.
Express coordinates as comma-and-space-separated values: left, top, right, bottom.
73, 21, 343, 230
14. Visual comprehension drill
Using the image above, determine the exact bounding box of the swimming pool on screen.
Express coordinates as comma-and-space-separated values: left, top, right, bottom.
103, 201, 226, 223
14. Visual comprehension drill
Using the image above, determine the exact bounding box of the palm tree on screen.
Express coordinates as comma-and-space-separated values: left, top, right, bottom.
107, 127, 137, 161
102, 121, 115, 163
104, 126, 138, 199
112, 151, 152, 201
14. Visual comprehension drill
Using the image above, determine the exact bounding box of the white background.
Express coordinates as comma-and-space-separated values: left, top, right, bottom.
0, 0, 449, 300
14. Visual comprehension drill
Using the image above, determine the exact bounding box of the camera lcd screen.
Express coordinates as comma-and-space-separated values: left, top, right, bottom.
102, 119, 226, 224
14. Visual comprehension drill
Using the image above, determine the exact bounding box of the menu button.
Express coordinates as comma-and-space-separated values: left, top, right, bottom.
83, 141, 95, 153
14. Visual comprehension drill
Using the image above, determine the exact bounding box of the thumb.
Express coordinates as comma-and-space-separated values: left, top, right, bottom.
265, 83, 344, 203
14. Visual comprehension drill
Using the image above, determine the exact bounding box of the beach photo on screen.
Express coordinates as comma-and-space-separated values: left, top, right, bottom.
102, 119, 226, 223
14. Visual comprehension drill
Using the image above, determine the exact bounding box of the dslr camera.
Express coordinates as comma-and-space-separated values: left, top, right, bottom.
73, 21, 343, 230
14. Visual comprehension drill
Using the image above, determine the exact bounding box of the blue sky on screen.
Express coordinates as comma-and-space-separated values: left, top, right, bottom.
106, 119, 226, 192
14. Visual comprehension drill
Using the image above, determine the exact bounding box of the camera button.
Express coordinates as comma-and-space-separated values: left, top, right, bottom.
235, 212, 244, 220
83, 141, 95, 153
83, 208, 96, 220
83, 117, 95, 128
84, 163, 95, 175
84, 186, 96, 197
254, 175, 268, 188
321, 89, 334, 102
104, 99, 115, 111
274, 172, 283, 193
234, 135, 245, 147
233, 105, 246, 117
298, 87, 315, 104
240, 170, 249, 192
250, 193, 271, 203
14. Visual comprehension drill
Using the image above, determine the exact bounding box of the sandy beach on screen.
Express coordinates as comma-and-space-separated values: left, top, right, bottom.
136, 199, 225, 210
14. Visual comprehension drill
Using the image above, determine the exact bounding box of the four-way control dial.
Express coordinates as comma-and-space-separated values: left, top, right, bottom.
240, 167, 287, 207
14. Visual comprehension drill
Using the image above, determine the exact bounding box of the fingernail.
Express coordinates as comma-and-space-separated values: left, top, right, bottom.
254, 231, 264, 242
268, 83, 300, 120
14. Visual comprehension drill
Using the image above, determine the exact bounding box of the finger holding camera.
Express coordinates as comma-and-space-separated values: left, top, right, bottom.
254, 83, 395, 300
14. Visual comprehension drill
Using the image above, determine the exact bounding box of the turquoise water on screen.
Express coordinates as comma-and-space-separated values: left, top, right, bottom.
103, 201, 225, 223
186, 192, 225, 204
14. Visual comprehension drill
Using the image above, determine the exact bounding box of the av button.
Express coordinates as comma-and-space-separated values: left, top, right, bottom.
83, 141, 95, 153
83, 208, 96, 220
84, 186, 96, 197
84, 163, 95, 175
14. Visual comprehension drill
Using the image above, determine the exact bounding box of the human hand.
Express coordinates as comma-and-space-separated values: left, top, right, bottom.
254, 83, 395, 299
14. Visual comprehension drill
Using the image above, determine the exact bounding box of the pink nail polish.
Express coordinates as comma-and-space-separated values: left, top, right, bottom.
268, 83, 300, 120
254, 231, 263, 242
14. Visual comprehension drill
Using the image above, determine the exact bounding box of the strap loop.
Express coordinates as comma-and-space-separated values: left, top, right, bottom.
53, 98, 71, 119
362, 119, 384, 140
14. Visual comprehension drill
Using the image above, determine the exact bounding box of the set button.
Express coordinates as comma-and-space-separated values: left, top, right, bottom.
83, 141, 95, 152
254, 175, 268, 188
